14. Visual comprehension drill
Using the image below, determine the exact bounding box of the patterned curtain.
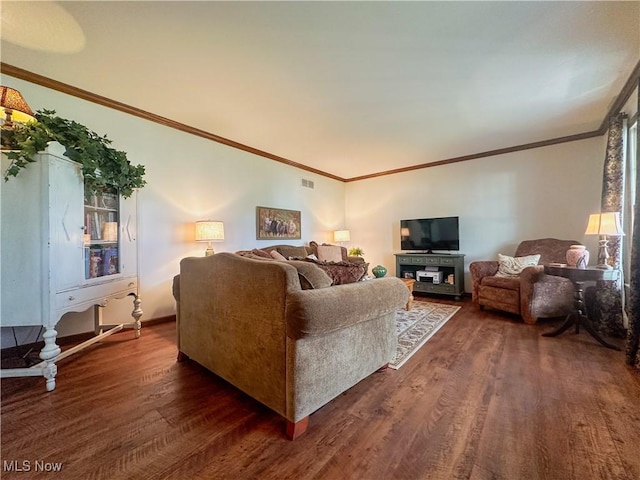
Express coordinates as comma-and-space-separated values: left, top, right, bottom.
594, 113, 627, 338
626, 83, 640, 367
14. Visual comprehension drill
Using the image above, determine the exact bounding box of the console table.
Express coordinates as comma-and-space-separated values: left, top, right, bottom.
542, 265, 620, 350
395, 253, 465, 300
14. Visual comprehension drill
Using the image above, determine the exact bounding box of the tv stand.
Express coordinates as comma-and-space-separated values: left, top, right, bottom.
395, 253, 465, 300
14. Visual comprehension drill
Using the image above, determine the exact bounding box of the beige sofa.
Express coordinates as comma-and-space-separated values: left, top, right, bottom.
173, 252, 408, 439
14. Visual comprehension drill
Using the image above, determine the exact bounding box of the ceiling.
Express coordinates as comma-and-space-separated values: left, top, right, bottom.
1, 1, 639, 180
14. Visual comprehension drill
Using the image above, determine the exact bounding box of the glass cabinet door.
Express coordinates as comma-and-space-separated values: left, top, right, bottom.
84, 187, 120, 279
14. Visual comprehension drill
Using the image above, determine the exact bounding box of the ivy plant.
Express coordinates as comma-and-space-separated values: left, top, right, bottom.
2, 109, 146, 198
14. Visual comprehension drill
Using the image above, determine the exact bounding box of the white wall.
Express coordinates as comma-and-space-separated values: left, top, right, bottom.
345, 136, 607, 291
0, 76, 346, 347
0, 74, 616, 348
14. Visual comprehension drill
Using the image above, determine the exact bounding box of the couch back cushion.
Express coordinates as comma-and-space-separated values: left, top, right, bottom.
274, 245, 310, 259
515, 238, 579, 265
234, 250, 330, 289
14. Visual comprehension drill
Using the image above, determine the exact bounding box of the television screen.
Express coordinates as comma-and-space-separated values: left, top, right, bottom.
400, 217, 459, 252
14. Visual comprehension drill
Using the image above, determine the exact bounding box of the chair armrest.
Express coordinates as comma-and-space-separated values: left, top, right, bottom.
519, 265, 572, 324
347, 256, 365, 264
469, 261, 499, 302
518, 265, 545, 286
286, 278, 408, 339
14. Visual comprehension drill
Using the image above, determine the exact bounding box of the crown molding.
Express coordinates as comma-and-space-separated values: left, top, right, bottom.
0, 63, 344, 182
2, 59, 638, 183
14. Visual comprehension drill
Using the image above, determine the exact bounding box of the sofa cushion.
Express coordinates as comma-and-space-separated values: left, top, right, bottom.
495, 253, 540, 278
287, 260, 333, 289
276, 245, 310, 260
316, 245, 343, 262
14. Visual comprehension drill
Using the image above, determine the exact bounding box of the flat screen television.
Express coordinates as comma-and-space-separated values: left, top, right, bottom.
400, 216, 459, 253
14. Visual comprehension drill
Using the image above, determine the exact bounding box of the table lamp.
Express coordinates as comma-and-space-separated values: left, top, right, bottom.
584, 212, 624, 269
195, 221, 224, 256
0, 86, 35, 126
333, 229, 350, 244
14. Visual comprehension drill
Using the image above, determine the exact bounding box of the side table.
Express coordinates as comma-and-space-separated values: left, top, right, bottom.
400, 278, 415, 311
542, 265, 620, 350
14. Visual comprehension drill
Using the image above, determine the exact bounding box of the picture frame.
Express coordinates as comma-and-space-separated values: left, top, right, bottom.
256, 206, 301, 240
404, 271, 415, 279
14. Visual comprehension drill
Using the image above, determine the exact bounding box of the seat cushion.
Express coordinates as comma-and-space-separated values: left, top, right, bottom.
481, 275, 520, 291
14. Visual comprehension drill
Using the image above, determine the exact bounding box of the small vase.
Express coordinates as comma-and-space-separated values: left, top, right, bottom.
372, 265, 387, 278
566, 245, 589, 269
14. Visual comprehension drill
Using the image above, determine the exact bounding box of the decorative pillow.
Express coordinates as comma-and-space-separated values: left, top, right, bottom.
287, 260, 333, 289
270, 250, 287, 261
300, 258, 368, 285
495, 253, 541, 277
317, 245, 343, 263
251, 248, 272, 259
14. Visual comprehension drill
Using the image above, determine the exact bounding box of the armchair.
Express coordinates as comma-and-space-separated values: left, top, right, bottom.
470, 238, 577, 324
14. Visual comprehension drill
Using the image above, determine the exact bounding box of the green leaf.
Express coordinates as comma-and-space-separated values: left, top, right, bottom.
2, 110, 145, 198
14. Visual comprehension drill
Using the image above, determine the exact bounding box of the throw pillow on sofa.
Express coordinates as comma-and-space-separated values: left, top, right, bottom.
300, 258, 368, 285
270, 250, 287, 261
495, 253, 541, 277
316, 245, 343, 262
287, 260, 333, 289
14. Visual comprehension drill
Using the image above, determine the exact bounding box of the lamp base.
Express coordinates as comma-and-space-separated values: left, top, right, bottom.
204, 247, 215, 257
595, 263, 612, 270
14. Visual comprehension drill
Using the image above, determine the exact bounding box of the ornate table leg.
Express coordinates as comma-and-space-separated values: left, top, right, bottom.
130, 293, 143, 339
543, 280, 621, 350
543, 280, 583, 337
40, 327, 61, 391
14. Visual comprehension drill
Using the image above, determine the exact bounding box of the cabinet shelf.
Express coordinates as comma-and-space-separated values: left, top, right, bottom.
1, 142, 141, 392
395, 253, 465, 300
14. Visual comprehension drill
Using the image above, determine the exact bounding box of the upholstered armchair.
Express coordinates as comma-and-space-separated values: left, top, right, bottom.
469, 238, 577, 324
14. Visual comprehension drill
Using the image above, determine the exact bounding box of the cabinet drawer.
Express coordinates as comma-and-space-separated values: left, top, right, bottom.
56, 277, 138, 310
397, 256, 414, 264
411, 257, 427, 265
414, 282, 455, 294
438, 257, 455, 265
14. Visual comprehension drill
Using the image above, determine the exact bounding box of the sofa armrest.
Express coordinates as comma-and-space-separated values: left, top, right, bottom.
286, 277, 409, 339
469, 261, 499, 302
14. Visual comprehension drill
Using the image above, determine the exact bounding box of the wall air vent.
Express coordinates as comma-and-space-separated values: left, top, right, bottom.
301, 178, 315, 189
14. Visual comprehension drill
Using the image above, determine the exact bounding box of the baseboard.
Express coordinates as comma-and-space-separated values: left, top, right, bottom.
1, 315, 176, 360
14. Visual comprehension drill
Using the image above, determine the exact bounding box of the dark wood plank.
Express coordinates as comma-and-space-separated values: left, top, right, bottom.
2, 298, 639, 480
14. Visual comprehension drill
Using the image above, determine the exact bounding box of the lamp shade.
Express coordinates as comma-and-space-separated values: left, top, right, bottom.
0, 86, 35, 123
195, 221, 224, 241
333, 229, 350, 243
585, 212, 624, 236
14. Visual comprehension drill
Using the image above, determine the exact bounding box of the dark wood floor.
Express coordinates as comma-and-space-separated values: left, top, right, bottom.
2, 297, 639, 480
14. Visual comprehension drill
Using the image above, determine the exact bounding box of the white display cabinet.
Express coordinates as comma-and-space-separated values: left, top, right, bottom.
1, 142, 142, 391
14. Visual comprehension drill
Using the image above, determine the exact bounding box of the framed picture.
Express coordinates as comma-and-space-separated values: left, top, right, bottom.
256, 206, 301, 240
404, 271, 415, 279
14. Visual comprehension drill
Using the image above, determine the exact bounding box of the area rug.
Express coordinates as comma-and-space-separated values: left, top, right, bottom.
390, 301, 460, 369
